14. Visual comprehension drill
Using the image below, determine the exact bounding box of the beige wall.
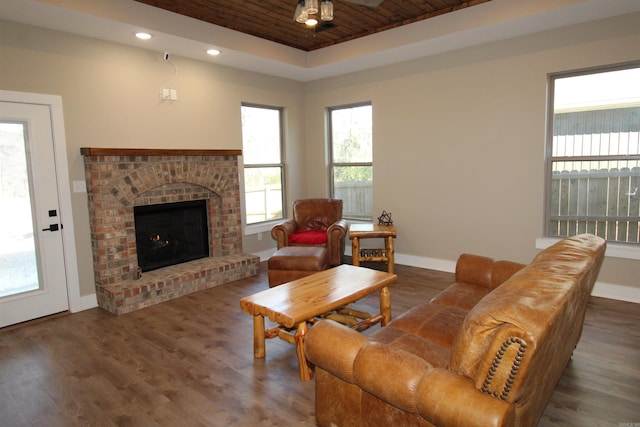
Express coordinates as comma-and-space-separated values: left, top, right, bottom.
304, 13, 640, 289
1, 12, 639, 299
1, 20, 304, 296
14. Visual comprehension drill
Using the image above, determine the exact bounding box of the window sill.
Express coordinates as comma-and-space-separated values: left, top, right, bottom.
536, 237, 640, 260
244, 221, 281, 236
244, 219, 373, 236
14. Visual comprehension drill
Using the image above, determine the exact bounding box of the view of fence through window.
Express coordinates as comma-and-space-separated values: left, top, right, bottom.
330, 103, 373, 220
241, 105, 284, 225
547, 65, 640, 243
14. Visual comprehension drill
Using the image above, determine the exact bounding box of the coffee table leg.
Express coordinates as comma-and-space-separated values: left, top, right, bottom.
295, 321, 313, 381
253, 315, 266, 358
380, 286, 391, 326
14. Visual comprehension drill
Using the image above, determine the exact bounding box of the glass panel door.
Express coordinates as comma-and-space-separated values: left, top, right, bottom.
0, 100, 68, 328
0, 122, 40, 298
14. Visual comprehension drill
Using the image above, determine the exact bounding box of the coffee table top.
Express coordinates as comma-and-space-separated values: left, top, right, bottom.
240, 265, 397, 328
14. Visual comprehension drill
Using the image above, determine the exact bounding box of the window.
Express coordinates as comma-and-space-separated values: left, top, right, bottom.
545, 63, 640, 244
329, 103, 373, 220
241, 104, 285, 225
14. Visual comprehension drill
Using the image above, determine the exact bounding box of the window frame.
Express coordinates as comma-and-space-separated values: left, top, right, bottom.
328, 101, 374, 221
543, 61, 640, 253
240, 102, 286, 234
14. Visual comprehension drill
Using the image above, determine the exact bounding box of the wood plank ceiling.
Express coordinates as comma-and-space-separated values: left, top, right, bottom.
133, 0, 492, 51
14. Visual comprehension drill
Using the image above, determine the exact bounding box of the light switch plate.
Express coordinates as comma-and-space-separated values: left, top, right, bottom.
73, 180, 87, 193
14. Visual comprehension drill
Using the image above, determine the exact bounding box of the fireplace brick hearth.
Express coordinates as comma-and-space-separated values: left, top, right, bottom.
81, 148, 260, 315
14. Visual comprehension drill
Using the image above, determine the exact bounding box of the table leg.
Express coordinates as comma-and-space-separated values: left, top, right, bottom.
385, 236, 395, 274
351, 237, 360, 267
253, 315, 266, 358
295, 321, 313, 381
380, 286, 391, 326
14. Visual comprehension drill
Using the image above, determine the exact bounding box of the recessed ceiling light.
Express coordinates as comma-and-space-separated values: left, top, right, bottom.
135, 32, 152, 40
206, 48, 221, 56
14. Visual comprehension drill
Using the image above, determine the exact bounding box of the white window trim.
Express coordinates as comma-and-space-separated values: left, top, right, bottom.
328, 101, 374, 221
244, 220, 281, 236
543, 61, 640, 248
240, 103, 286, 232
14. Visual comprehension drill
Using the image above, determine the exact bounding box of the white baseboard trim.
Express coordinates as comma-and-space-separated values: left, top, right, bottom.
592, 282, 640, 304
238, 249, 639, 305
252, 249, 274, 262
67, 251, 638, 312
395, 252, 638, 304
395, 253, 456, 273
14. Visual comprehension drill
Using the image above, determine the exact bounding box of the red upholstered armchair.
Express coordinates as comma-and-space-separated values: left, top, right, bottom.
271, 199, 348, 266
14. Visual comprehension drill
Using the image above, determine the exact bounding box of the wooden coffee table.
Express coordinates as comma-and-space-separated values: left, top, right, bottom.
239, 264, 397, 381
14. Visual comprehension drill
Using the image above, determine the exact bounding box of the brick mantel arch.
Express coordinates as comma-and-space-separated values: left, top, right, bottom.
110, 161, 231, 206
81, 149, 259, 315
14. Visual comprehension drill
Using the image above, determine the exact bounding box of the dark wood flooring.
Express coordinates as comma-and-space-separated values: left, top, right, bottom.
1, 262, 638, 426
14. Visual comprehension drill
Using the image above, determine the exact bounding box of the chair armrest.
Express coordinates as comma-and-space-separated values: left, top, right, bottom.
416, 370, 515, 427
271, 220, 297, 249
326, 219, 348, 265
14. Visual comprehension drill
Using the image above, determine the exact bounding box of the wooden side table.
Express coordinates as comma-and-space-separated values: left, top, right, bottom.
349, 223, 396, 273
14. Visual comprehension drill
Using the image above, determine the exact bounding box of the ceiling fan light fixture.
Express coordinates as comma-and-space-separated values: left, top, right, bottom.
305, 0, 319, 15
321, 0, 333, 21
305, 17, 318, 27
294, 0, 308, 23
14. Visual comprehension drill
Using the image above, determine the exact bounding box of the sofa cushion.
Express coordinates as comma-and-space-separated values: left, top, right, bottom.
429, 283, 491, 311
288, 229, 328, 245
432, 256, 525, 310
369, 303, 468, 368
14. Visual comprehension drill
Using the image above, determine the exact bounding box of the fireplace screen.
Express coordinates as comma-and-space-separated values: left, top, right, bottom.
134, 200, 209, 272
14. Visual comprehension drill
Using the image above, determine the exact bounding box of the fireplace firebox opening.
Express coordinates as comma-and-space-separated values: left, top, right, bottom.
134, 200, 209, 272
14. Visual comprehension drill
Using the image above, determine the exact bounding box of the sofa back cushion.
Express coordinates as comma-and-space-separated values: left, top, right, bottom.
432, 255, 526, 310
449, 235, 605, 423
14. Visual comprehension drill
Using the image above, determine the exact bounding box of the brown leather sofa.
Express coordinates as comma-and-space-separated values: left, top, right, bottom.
271, 198, 348, 266
305, 234, 606, 427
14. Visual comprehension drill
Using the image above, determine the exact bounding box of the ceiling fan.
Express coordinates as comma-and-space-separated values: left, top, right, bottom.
344, 0, 384, 7
295, 0, 384, 27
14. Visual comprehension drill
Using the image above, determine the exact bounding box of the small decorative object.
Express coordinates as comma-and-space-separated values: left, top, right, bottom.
377, 210, 393, 226
136, 266, 143, 280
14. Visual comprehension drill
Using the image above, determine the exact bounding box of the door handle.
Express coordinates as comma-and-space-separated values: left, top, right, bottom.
42, 224, 60, 232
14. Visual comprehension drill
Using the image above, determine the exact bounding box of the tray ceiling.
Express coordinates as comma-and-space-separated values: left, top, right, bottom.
134, 0, 491, 51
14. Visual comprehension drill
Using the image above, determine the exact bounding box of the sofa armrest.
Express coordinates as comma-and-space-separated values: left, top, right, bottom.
353, 342, 433, 413
305, 319, 369, 382
307, 320, 515, 426
271, 219, 298, 249
416, 370, 515, 427
306, 321, 430, 413
327, 219, 348, 265
455, 254, 494, 289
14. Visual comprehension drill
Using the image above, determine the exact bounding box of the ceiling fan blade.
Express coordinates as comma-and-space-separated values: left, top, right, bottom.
344, 0, 384, 7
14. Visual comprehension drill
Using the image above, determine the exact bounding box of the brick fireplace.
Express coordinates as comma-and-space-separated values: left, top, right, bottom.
81, 148, 260, 315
